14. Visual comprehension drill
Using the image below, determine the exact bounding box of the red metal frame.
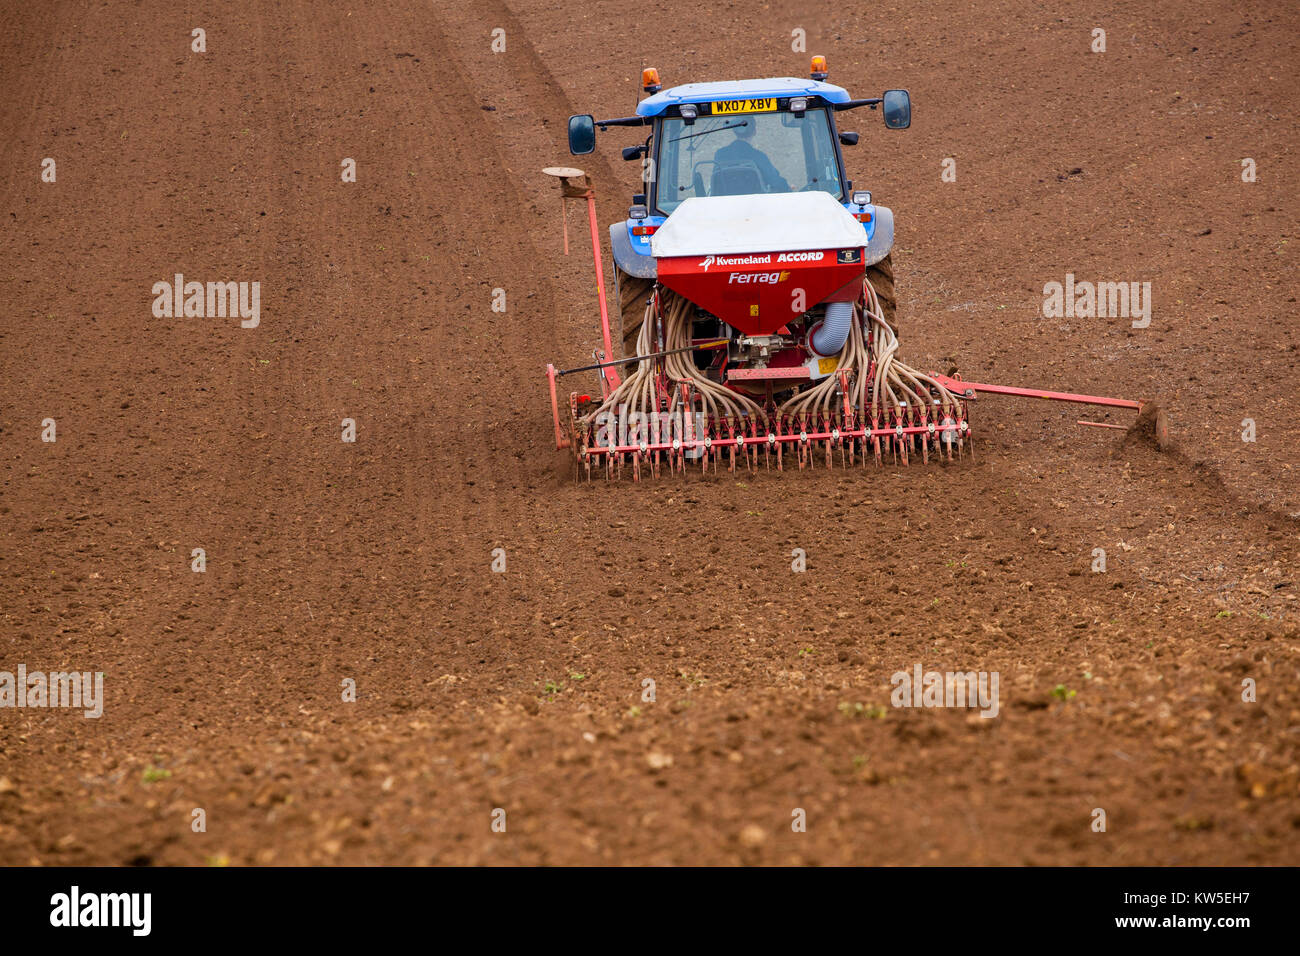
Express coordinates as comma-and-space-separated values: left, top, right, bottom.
929, 374, 1142, 412
552, 172, 620, 395
585, 189, 619, 393
577, 420, 970, 458
546, 363, 569, 449
727, 366, 812, 382
548, 365, 1143, 455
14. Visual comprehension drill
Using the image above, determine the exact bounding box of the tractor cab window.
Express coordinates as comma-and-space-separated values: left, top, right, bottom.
654, 106, 843, 215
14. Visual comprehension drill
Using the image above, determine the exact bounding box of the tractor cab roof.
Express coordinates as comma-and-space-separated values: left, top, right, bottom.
635, 77, 851, 116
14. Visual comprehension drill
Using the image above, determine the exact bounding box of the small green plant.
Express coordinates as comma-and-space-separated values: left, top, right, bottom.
569, 672, 586, 682
797, 647, 815, 657
142, 766, 172, 783
1215, 610, 1233, 619
625, 705, 642, 718
543, 679, 563, 696
1050, 684, 1077, 702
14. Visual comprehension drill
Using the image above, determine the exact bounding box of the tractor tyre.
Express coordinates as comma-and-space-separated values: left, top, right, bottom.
613, 265, 655, 358
866, 252, 897, 333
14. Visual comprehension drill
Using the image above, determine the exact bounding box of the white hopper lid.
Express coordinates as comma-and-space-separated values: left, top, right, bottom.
650, 192, 866, 258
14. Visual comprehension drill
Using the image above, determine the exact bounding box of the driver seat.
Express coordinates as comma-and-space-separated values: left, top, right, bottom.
710, 163, 764, 197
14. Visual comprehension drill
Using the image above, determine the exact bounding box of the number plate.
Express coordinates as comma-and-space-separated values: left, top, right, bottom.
711, 98, 777, 115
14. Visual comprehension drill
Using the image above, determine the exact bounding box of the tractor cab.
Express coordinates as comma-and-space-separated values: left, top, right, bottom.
653, 88, 839, 209
567, 59, 910, 277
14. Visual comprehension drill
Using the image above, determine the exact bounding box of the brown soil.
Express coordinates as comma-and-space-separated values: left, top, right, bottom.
1, 0, 1297, 866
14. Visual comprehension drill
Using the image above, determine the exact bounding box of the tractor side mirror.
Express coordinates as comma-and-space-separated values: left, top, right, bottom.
568, 114, 596, 154
839, 131, 859, 146
882, 90, 911, 129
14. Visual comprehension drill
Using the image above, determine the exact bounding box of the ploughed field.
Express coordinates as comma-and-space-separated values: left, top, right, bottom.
0, 0, 1296, 864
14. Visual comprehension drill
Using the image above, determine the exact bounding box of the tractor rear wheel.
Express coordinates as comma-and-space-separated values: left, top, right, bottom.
866, 252, 897, 332
613, 265, 655, 358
